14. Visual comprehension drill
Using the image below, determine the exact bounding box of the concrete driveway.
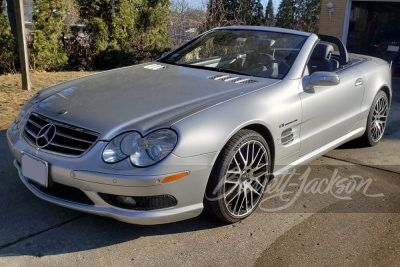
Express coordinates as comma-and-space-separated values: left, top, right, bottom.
1, 82, 399, 266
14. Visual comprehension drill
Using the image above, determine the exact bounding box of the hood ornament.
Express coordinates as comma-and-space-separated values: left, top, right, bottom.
58, 110, 67, 115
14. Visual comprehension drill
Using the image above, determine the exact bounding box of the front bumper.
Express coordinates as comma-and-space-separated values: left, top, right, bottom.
7, 123, 217, 225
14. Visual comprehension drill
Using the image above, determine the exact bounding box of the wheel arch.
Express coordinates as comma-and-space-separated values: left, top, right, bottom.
206, 122, 276, 184
242, 123, 276, 170
380, 85, 392, 106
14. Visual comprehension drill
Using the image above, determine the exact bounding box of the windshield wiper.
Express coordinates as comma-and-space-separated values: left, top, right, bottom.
166, 63, 266, 79
170, 63, 211, 71
171, 63, 254, 76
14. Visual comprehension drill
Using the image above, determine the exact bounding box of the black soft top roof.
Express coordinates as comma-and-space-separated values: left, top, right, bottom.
318, 34, 349, 65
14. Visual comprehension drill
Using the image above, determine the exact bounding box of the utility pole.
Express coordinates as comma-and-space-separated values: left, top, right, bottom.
14, 0, 31, 91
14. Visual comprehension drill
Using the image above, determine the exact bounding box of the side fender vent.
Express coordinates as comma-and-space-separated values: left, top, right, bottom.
208, 75, 257, 84
281, 128, 294, 145
144, 64, 166, 70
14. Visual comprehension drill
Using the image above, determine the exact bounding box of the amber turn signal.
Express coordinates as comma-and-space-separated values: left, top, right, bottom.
162, 172, 189, 184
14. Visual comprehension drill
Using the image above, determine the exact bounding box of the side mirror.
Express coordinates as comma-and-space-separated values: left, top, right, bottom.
305, 72, 340, 90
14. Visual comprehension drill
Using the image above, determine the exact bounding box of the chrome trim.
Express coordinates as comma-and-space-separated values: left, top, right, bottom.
56, 132, 94, 144
335, 59, 367, 74
280, 128, 294, 145
32, 113, 99, 136
50, 142, 87, 152
27, 118, 42, 129
279, 132, 294, 140
144, 64, 166, 70
24, 127, 38, 139
36, 124, 57, 148
281, 137, 294, 146
214, 75, 230, 80
225, 77, 240, 82
208, 75, 258, 84
235, 78, 250, 83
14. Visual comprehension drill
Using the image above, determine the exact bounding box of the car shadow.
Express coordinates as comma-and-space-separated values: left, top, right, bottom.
0, 129, 225, 257
1, 213, 226, 257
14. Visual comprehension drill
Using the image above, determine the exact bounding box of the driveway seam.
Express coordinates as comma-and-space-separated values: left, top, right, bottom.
0, 214, 86, 251
322, 155, 400, 175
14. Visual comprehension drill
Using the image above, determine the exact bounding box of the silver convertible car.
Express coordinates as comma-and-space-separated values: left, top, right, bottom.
7, 26, 391, 224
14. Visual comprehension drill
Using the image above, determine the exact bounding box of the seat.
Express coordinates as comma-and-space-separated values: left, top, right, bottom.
307, 43, 334, 74
242, 38, 276, 73
250, 62, 279, 78
331, 59, 339, 70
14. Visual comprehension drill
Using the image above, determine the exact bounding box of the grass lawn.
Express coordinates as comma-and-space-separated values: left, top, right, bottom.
0, 72, 96, 130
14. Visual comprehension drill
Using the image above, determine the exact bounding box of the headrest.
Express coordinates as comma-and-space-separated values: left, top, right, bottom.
311, 43, 334, 60
261, 39, 276, 48
247, 38, 276, 51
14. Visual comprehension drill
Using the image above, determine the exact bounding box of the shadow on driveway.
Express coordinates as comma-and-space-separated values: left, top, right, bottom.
0, 129, 225, 257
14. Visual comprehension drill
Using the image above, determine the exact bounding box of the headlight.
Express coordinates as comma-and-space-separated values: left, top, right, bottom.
15, 93, 40, 125
102, 129, 178, 167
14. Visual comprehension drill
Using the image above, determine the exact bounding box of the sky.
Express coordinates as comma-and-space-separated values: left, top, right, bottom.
186, 0, 283, 12
266, 0, 283, 12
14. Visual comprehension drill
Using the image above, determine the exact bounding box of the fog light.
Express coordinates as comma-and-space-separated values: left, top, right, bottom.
99, 193, 177, 210
116, 196, 136, 206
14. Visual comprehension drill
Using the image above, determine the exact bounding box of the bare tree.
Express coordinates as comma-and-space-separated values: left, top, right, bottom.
169, 0, 206, 49
205, 0, 240, 30
205, 0, 264, 30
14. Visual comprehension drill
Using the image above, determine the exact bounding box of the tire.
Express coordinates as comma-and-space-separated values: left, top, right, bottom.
359, 91, 389, 146
204, 129, 272, 223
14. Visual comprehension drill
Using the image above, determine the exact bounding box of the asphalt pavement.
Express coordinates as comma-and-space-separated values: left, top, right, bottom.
0, 81, 399, 266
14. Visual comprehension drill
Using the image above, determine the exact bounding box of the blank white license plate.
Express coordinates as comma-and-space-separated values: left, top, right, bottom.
388, 45, 399, 52
21, 153, 48, 187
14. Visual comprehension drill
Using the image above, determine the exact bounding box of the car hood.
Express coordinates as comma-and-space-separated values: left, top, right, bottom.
33, 63, 279, 140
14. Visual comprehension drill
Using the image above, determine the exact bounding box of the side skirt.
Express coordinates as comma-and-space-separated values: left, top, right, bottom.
273, 127, 365, 180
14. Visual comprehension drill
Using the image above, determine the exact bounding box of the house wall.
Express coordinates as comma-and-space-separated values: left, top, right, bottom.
319, 0, 348, 41
319, 0, 400, 42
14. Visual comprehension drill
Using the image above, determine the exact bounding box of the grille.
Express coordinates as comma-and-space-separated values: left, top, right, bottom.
23, 113, 100, 156
208, 75, 257, 84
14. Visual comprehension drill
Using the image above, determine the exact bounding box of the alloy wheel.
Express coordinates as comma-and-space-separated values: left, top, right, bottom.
371, 95, 388, 142
223, 140, 269, 217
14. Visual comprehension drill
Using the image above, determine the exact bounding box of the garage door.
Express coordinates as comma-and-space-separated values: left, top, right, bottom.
347, 1, 400, 75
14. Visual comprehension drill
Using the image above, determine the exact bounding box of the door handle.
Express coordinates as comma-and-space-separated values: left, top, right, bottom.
355, 78, 364, 86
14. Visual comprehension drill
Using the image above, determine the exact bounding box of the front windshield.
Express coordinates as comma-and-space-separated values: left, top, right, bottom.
161, 29, 308, 79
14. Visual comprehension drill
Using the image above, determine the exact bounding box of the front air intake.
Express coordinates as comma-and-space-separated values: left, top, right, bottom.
99, 193, 177, 210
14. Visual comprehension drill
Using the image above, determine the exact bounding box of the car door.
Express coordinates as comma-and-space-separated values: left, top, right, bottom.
299, 67, 365, 157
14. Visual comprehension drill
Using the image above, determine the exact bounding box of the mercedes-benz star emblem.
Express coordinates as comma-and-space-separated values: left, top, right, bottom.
36, 124, 57, 148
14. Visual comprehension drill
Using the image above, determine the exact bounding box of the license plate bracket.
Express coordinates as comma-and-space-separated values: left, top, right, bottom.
21, 152, 48, 187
